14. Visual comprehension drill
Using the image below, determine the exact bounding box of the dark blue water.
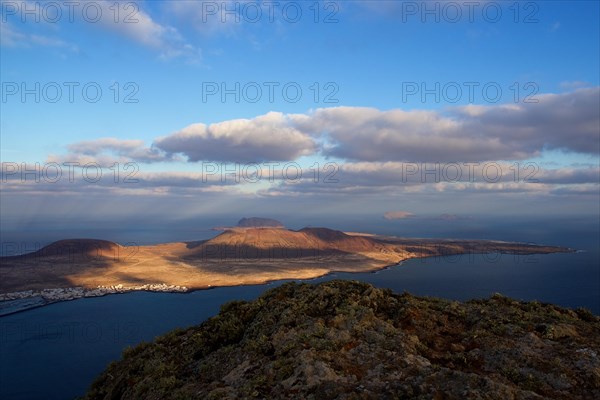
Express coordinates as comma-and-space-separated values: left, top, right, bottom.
0, 218, 598, 399
0, 286, 271, 400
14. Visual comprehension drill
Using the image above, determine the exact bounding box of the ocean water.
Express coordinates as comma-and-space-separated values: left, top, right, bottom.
0, 217, 598, 399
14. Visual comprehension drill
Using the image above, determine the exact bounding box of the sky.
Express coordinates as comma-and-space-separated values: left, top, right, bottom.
1, 0, 599, 235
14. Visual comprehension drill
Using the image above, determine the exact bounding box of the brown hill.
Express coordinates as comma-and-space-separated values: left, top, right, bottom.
5, 239, 121, 260
299, 228, 389, 252
183, 227, 399, 261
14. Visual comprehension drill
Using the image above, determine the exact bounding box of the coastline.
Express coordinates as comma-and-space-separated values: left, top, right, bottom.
0, 284, 188, 317
0, 246, 576, 317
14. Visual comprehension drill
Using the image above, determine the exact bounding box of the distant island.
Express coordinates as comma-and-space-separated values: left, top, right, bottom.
236, 217, 284, 228
0, 219, 573, 315
83, 280, 600, 399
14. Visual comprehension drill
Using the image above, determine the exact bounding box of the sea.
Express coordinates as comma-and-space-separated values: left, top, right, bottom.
0, 216, 598, 399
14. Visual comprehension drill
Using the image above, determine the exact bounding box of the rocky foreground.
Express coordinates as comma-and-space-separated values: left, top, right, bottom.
84, 281, 599, 400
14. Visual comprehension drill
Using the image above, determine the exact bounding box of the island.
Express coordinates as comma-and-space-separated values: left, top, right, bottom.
0, 219, 573, 315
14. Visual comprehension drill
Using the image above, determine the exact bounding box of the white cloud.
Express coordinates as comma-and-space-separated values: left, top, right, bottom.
559, 81, 591, 90
53, 87, 600, 167
1, 1, 200, 61
0, 20, 78, 51
91, 1, 200, 61
297, 88, 599, 162
48, 137, 168, 166
156, 85, 599, 164
154, 112, 316, 162
0, 21, 26, 47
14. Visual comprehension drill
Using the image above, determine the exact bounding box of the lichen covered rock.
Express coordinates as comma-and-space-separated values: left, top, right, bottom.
83, 281, 600, 400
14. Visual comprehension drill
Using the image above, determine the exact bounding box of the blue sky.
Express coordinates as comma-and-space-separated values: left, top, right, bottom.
1, 0, 599, 231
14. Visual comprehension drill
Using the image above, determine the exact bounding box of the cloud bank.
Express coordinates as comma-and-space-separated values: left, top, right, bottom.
94, 87, 600, 164
294, 88, 599, 162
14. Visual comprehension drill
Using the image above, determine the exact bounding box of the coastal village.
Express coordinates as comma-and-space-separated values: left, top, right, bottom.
0, 284, 188, 316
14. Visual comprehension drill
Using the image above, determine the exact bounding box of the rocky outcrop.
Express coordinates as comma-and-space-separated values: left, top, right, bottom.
83, 280, 599, 400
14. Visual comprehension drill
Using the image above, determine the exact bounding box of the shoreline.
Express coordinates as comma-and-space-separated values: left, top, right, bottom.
0, 258, 408, 317
0, 248, 576, 317
0, 284, 189, 317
